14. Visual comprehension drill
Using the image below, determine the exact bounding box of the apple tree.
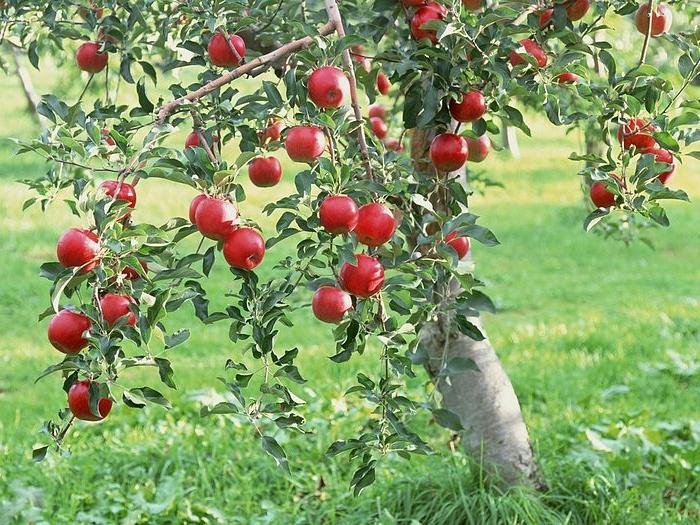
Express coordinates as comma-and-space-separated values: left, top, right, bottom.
5, 0, 698, 491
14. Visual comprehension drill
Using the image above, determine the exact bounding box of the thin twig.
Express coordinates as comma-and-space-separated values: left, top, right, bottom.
639, 0, 654, 66
323, 0, 374, 181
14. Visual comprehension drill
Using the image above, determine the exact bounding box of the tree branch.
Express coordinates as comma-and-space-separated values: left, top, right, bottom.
323, 0, 374, 181
639, 0, 654, 65
155, 22, 337, 124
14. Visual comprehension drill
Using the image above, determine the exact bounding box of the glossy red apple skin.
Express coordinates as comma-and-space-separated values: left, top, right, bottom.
566, 0, 590, 21
319, 195, 359, 234
449, 90, 486, 122
462, 0, 481, 11
248, 156, 282, 187
339, 254, 385, 298
223, 227, 265, 271
207, 33, 246, 67
48, 309, 92, 354
308, 66, 350, 108
556, 72, 579, 84
68, 380, 112, 421
644, 147, 676, 184
98, 180, 136, 209
370, 117, 388, 139
430, 133, 469, 172
509, 39, 548, 68
312, 286, 353, 324
635, 3, 672, 37
194, 197, 239, 240
376, 72, 391, 95
617, 118, 657, 150
410, 3, 448, 44
285, 126, 326, 163
590, 181, 617, 208
354, 203, 397, 247
445, 231, 471, 259
100, 293, 137, 327
539, 9, 553, 27
368, 104, 386, 119
466, 135, 491, 163
76, 42, 108, 73
189, 194, 208, 224
57, 228, 100, 273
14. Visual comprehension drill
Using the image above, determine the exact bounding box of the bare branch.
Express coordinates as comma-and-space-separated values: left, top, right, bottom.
156, 22, 336, 124
639, 0, 654, 65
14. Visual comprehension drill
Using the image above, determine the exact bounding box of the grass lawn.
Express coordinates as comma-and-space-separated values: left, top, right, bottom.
0, 62, 698, 524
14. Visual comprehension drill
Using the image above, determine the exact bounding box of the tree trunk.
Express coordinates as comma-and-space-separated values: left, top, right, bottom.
9, 45, 42, 126
500, 121, 520, 158
411, 128, 542, 488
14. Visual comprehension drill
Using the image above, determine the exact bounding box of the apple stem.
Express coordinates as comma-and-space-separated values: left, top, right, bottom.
323, 0, 374, 181
155, 22, 337, 124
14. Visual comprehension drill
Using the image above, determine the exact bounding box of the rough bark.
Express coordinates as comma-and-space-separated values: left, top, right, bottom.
411, 128, 542, 488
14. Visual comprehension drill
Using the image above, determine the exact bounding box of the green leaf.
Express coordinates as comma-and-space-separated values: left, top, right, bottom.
433, 408, 464, 431
261, 435, 289, 473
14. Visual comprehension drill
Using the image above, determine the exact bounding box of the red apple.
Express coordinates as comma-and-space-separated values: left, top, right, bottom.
68, 380, 112, 421
509, 39, 548, 68
100, 293, 136, 327
121, 260, 148, 280
76, 42, 108, 73
308, 66, 350, 109
566, 0, 590, 21
462, 0, 482, 11
207, 32, 246, 67
590, 181, 617, 208
384, 138, 403, 152
350, 45, 372, 73
466, 134, 491, 163
635, 2, 672, 37
101, 128, 116, 146
57, 228, 100, 273
319, 195, 359, 234
312, 286, 353, 323
260, 119, 283, 144
285, 126, 326, 163
556, 72, 579, 84
368, 104, 386, 119
194, 197, 239, 240
189, 193, 208, 224
617, 118, 657, 150
376, 72, 391, 95
354, 202, 397, 247
185, 131, 220, 150
339, 254, 385, 298
539, 9, 553, 27
223, 227, 265, 270
410, 3, 448, 44
430, 133, 469, 172
78, 1, 103, 19
248, 156, 282, 187
370, 117, 388, 139
644, 147, 676, 184
98, 180, 136, 209
48, 309, 92, 354
449, 90, 486, 122
445, 231, 470, 259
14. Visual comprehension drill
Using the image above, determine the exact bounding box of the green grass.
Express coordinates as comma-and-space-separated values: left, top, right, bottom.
1, 60, 699, 524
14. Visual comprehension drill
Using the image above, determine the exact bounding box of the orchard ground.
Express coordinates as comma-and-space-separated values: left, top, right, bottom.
0, 64, 699, 524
